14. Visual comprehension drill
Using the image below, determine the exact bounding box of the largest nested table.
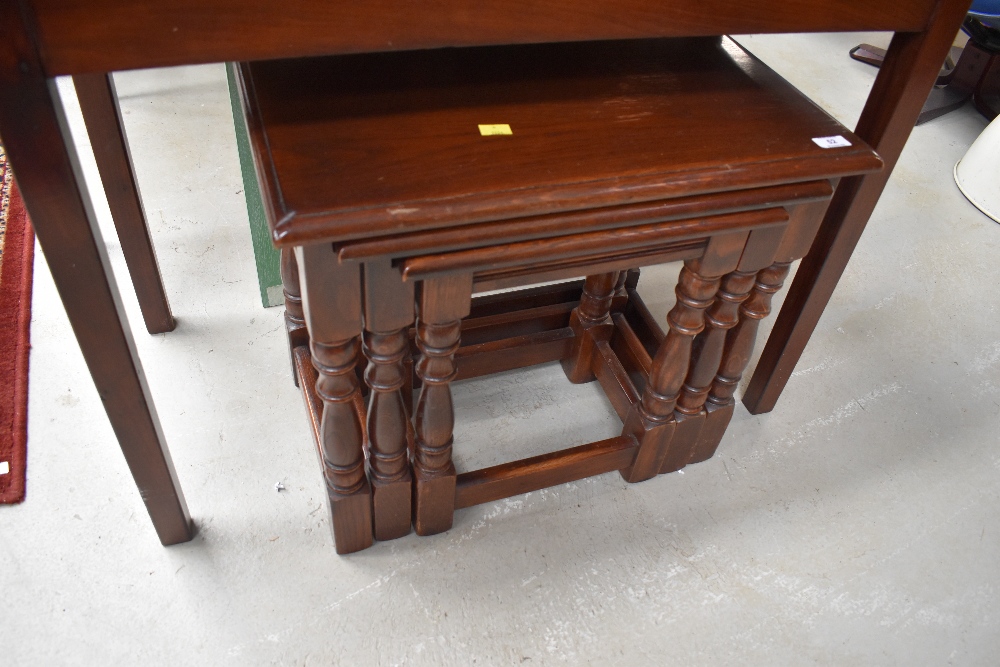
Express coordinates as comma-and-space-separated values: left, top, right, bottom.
236, 37, 885, 553
0, 0, 972, 546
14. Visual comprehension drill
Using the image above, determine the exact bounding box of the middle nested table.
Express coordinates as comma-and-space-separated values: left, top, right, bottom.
236, 36, 883, 554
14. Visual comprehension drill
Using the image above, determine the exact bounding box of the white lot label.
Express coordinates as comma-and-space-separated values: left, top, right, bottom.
0, 461, 9, 475
812, 135, 852, 148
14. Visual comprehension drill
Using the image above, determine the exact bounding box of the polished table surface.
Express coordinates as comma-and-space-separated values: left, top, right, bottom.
243, 38, 881, 245
239, 36, 883, 551
0, 0, 972, 545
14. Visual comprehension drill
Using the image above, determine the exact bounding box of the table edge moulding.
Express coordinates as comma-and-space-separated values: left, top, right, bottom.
0, 0, 973, 547
238, 36, 881, 552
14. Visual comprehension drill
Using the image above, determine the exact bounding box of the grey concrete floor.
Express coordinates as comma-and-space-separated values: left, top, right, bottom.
2, 33, 998, 665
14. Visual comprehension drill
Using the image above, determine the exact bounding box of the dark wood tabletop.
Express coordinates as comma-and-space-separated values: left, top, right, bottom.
0, 0, 972, 546
242, 37, 882, 245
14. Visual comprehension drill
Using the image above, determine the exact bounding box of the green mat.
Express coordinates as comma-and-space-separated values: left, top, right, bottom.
226, 63, 282, 308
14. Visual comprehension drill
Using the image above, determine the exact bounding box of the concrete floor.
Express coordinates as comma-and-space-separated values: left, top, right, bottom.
2, 33, 998, 665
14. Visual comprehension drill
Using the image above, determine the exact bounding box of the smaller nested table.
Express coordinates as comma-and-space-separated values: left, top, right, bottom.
237, 37, 882, 553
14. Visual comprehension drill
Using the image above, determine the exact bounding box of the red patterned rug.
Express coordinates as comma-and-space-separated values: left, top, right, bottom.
0, 144, 34, 504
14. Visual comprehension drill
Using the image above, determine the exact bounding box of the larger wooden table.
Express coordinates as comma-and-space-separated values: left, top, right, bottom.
0, 0, 972, 546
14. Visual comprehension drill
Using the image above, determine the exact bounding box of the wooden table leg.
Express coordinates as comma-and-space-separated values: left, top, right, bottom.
280, 247, 308, 386
620, 231, 748, 483
72, 72, 175, 335
413, 274, 472, 535
0, 4, 192, 545
296, 245, 374, 554
362, 259, 415, 541
562, 271, 619, 384
688, 200, 828, 459
663, 224, 787, 472
743, 2, 973, 414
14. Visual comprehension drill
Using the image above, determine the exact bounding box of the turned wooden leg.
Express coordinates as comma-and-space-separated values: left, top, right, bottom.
692, 261, 792, 463
413, 274, 473, 535
610, 269, 632, 311
620, 232, 748, 483
296, 245, 373, 554
280, 247, 308, 386
363, 260, 415, 541
661, 224, 788, 472
658, 268, 756, 473
562, 272, 619, 383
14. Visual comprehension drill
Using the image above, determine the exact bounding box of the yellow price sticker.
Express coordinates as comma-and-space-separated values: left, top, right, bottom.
478, 124, 513, 136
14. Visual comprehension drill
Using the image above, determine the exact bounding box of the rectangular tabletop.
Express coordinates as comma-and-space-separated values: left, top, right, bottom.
240, 37, 882, 246
0, 0, 969, 547
31, 0, 936, 75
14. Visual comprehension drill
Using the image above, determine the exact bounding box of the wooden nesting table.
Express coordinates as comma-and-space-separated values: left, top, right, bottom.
0, 0, 971, 548
238, 37, 882, 553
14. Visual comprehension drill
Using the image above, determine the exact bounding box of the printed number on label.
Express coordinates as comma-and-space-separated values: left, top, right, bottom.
812, 135, 852, 148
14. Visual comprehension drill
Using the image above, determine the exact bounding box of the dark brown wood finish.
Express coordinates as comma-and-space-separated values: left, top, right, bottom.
620, 232, 749, 483
413, 274, 472, 535
611, 313, 655, 390
400, 209, 789, 281
593, 339, 642, 421
237, 31, 881, 549
295, 245, 373, 554
362, 260, 415, 541
0, 1, 192, 545
697, 261, 794, 459
691, 198, 833, 458
471, 242, 703, 293
1, 0, 971, 550
241, 38, 881, 246
562, 272, 620, 384
461, 302, 577, 348
72, 72, 175, 335
455, 436, 638, 511
468, 281, 585, 320
280, 246, 307, 386
743, 0, 974, 414
335, 181, 834, 262
659, 224, 788, 473
455, 328, 576, 382
30, 0, 936, 76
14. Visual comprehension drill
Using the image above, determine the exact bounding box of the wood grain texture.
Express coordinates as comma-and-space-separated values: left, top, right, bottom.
0, 0, 967, 553
455, 328, 575, 382
623, 287, 667, 357
468, 281, 584, 320
562, 273, 620, 384
362, 260, 414, 541
240, 38, 880, 246
0, 1, 192, 545
280, 246, 307, 386
29, 0, 936, 76
293, 346, 374, 555
455, 435, 638, 510
611, 312, 654, 394
295, 245, 373, 554
401, 209, 788, 280
336, 181, 834, 262
461, 302, 576, 347
593, 339, 641, 422
471, 242, 703, 293
72, 72, 175, 335
743, 0, 973, 414
413, 275, 472, 535
660, 223, 788, 473
620, 232, 747, 483
694, 261, 793, 462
